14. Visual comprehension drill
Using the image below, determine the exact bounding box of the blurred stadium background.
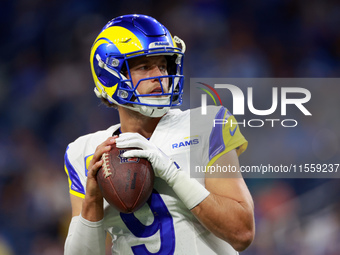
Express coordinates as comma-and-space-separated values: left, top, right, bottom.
0, 0, 339, 254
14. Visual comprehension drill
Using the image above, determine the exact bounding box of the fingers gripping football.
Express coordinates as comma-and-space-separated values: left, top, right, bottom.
115, 133, 179, 185
86, 136, 117, 198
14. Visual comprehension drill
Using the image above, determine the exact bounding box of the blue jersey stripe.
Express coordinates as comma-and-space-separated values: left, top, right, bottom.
208, 107, 226, 160
64, 147, 85, 195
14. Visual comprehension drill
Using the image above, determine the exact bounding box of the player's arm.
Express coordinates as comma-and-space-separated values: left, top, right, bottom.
190, 149, 255, 252
64, 137, 116, 255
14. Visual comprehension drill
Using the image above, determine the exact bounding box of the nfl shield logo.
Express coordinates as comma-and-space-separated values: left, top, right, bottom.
118, 149, 140, 163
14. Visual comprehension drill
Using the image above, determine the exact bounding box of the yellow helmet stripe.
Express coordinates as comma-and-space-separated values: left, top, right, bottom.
90, 26, 143, 97
95, 26, 143, 54
90, 38, 108, 94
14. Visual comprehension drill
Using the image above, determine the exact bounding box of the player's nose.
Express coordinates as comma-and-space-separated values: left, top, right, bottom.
150, 66, 164, 81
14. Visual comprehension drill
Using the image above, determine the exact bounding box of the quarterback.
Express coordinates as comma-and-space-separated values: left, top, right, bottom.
64, 14, 255, 254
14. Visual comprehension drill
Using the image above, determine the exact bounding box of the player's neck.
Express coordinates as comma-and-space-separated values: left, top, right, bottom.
118, 106, 163, 139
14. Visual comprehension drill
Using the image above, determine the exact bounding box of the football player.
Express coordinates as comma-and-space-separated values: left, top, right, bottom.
64, 14, 255, 255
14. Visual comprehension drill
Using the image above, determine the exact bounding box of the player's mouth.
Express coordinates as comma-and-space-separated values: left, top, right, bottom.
149, 87, 164, 94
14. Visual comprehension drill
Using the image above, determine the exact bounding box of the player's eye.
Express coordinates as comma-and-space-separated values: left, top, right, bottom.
158, 65, 167, 73
137, 65, 148, 70
130, 64, 149, 74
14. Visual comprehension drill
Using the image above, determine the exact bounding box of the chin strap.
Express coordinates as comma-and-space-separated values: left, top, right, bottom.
173, 36, 186, 54
121, 101, 170, 118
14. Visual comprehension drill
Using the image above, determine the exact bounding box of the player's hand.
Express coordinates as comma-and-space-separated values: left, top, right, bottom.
86, 136, 118, 200
115, 132, 180, 186
116, 132, 209, 210
82, 136, 117, 221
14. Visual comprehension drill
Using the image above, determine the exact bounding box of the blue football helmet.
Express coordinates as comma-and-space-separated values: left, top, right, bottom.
90, 14, 185, 117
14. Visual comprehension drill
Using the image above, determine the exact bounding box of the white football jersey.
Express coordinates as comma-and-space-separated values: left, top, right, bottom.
65, 106, 248, 255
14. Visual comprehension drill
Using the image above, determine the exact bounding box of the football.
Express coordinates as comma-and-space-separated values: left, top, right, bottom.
97, 144, 154, 213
